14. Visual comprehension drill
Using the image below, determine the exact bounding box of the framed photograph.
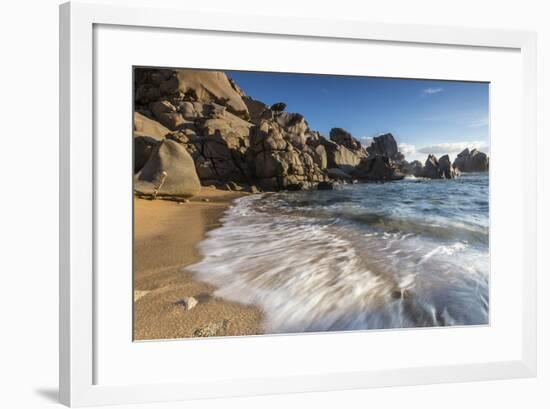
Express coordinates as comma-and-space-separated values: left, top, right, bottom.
59, 1, 537, 406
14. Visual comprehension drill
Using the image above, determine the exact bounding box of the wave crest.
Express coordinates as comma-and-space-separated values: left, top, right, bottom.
186, 192, 489, 334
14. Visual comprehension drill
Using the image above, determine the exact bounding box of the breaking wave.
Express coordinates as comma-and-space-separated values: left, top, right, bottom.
187, 173, 489, 333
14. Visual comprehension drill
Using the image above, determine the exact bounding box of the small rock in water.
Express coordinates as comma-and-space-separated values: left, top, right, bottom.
317, 181, 334, 190
249, 185, 260, 194
180, 296, 198, 310
285, 183, 304, 191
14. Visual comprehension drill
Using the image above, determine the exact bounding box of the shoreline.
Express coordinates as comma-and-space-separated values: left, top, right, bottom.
133, 187, 264, 340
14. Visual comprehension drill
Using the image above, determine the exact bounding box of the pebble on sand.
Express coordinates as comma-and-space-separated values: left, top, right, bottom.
180, 296, 198, 310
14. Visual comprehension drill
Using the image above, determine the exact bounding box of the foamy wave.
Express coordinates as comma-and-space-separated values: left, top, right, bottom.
419, 242, 466, 264
186, 194, 489, 333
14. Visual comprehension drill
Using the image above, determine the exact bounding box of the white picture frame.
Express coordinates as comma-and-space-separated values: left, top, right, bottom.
59, 1, 538, 407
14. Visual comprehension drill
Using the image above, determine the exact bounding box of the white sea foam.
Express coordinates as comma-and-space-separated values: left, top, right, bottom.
186, 186, 489, 333
419, 242, 467, 264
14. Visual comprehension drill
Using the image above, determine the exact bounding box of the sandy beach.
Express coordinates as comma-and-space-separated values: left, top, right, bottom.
133, 187, 263, 340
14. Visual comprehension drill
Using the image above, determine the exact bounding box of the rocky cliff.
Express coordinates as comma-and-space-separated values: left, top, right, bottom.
133, 68, 483, 197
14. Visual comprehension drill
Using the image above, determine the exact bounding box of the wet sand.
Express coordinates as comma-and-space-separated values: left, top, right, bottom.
133, 187, 264, 340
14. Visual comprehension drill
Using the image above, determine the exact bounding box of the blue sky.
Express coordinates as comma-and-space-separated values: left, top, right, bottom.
227, 70, 489, 162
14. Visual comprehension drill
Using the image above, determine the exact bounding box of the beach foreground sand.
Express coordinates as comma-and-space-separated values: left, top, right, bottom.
133, 187, 263, 340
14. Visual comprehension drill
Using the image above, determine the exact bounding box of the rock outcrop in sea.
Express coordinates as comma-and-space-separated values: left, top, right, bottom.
366, 133, 405, 164
453, 148, 489, 172
133, 68, 487, 197
417, 154, 459, 180
352, 155, 404, 181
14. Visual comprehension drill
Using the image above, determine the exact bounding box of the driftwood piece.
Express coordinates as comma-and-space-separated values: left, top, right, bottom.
151, 171, 168, 200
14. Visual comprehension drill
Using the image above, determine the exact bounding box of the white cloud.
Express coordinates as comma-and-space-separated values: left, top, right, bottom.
422, 87, 444, 95
418, 141, 489, 155
398, 143, 416, 157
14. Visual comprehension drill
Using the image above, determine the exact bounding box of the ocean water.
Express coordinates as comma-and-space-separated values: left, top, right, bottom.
187, 173, 489, 334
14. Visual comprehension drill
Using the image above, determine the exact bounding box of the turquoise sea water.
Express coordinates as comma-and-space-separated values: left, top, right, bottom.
187, 173, 489, 333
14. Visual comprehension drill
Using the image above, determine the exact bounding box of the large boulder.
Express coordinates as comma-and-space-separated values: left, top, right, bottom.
275, 112, 309, 147
243, 97, 270, 125
135, 68, 249, 120
453, 148, 470, 171
420, 154, 444, 179
329, 128, 362, 151
134, 139, 201, 197
453, 148, 489, 172
254, 150, 305, 179
133, 112, 170, 141
150, 100, 186, 130
201, 111, 253, 143
418, 154, 459, 179
366, 133, 404, 163
352, 155, 404, 181
469, 149, 489, 171
176, 101, 224, 120
163, 70, 249, 119
305, 144, 327, 169
320, 139, 364, 173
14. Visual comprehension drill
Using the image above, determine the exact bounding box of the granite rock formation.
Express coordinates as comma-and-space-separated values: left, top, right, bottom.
133, 68, 465, 195
366, 133, 405, 164
134, 139, 201, 197
352, 155, 405, 181
417, 154, 459, 179
453, 148, 489, 172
